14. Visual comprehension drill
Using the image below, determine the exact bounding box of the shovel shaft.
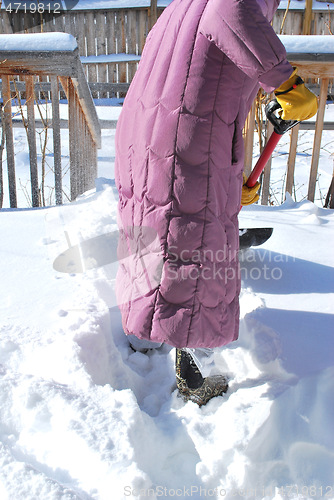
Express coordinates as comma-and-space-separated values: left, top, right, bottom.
246, 131, 282, 188
241, 99, 299, 210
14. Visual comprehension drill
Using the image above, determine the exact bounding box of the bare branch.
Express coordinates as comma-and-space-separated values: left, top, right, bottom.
280, 0, 291, 35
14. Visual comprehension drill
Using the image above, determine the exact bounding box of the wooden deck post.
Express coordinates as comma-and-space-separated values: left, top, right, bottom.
324, 173, 334, 209
285, 123, 300, 198
149, 0, 158, 31
261, 121, 274, 205
68, 79, 79, 201
303, 0, 313, 35
2, 75, 17, 208
308, 78, 329, 202
51, 76, 62, 205
25, 76, 39, 207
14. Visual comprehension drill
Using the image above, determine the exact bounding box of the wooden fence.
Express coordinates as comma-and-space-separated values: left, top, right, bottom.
0, 5, 157, 98
0, 34, 101, 208
1, 4, 334, 97
1, 5, 334, 208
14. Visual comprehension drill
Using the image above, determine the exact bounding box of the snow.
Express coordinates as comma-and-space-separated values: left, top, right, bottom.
279, 0, 334, 10
81, 53, 141, 64
1, 98, 334, 499
0, 33, 77, 52
279, 35, 334, 54
0, 0, 168, 9
72, 0, 334, 10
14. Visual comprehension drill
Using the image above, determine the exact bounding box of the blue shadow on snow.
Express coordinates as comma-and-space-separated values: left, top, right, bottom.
239, 248, 334, 295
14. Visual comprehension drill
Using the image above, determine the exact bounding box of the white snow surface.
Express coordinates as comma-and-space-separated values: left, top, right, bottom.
0, 33, 77, 51
279, 0, 334, 10
81, 53, 141, 64
1, 117, 334, 499
279, 35, 334, 54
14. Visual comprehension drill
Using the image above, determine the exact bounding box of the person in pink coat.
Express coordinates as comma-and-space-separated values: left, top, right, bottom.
115, 0, 318, 405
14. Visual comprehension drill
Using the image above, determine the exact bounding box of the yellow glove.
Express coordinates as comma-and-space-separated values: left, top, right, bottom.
274, 68, 318, 121
241, 173, 260, 206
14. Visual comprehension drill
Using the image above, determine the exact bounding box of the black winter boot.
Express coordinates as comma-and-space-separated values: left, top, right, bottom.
175, 349, 228, 406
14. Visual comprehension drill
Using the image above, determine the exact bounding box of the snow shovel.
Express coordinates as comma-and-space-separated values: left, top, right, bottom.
239, 99, 299, 250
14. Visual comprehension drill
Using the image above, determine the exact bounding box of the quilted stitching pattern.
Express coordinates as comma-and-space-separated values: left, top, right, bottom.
115, 0, 291, 348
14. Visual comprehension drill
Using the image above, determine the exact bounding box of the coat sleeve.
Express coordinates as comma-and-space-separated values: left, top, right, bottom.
199, 0, 293, 92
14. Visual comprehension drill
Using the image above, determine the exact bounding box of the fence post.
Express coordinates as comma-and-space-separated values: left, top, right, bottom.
308, 78, 329, 202
25, 76, 40, 207
149, 0, 158, 31
68, 79, 79, 201
2, 75, 17, 208
261, 121, 274, 205
324, 173, 334, 209
51, 76, 63, 205
0, 104, 5, 209
303, 0, 313, 35
285, 123, 300, 198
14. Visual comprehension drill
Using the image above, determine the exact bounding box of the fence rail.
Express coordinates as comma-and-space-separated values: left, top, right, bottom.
1, 5, 334, 94
0, 34, 101, 208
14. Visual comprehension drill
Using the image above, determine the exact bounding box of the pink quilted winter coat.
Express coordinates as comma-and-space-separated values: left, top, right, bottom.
115, 0, 292, 348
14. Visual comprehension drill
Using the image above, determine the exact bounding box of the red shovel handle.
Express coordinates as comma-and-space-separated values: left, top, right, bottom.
240, 131, 281, 210
246, 131, 282, 188
241, 99, 299, 209
246, 99, 299, 187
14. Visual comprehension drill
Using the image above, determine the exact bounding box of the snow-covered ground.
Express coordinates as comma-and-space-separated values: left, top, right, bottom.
1, 99, 334, 500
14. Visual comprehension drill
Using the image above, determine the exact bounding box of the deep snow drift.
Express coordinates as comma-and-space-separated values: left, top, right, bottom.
0, 88, 334, 499
1, 172, 333, 499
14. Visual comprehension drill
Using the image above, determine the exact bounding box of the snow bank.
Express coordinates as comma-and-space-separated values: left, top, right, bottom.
0, 82, 333, 500
279, 35, 334, 55
0, 33, 77, 52
81, 53, 141, 64
0, 177, 333, 499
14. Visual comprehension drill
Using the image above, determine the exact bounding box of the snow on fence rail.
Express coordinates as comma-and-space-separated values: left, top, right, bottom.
0, 4, 156, 99
0, 33, 101, 208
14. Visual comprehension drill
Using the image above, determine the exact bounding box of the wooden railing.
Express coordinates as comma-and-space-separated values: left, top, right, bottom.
0, 33, 101, 208
1, 28, 333, 208
243, 35, 334, 207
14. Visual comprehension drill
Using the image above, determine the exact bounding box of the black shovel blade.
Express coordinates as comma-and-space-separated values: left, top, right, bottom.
239, 227, 273, 250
